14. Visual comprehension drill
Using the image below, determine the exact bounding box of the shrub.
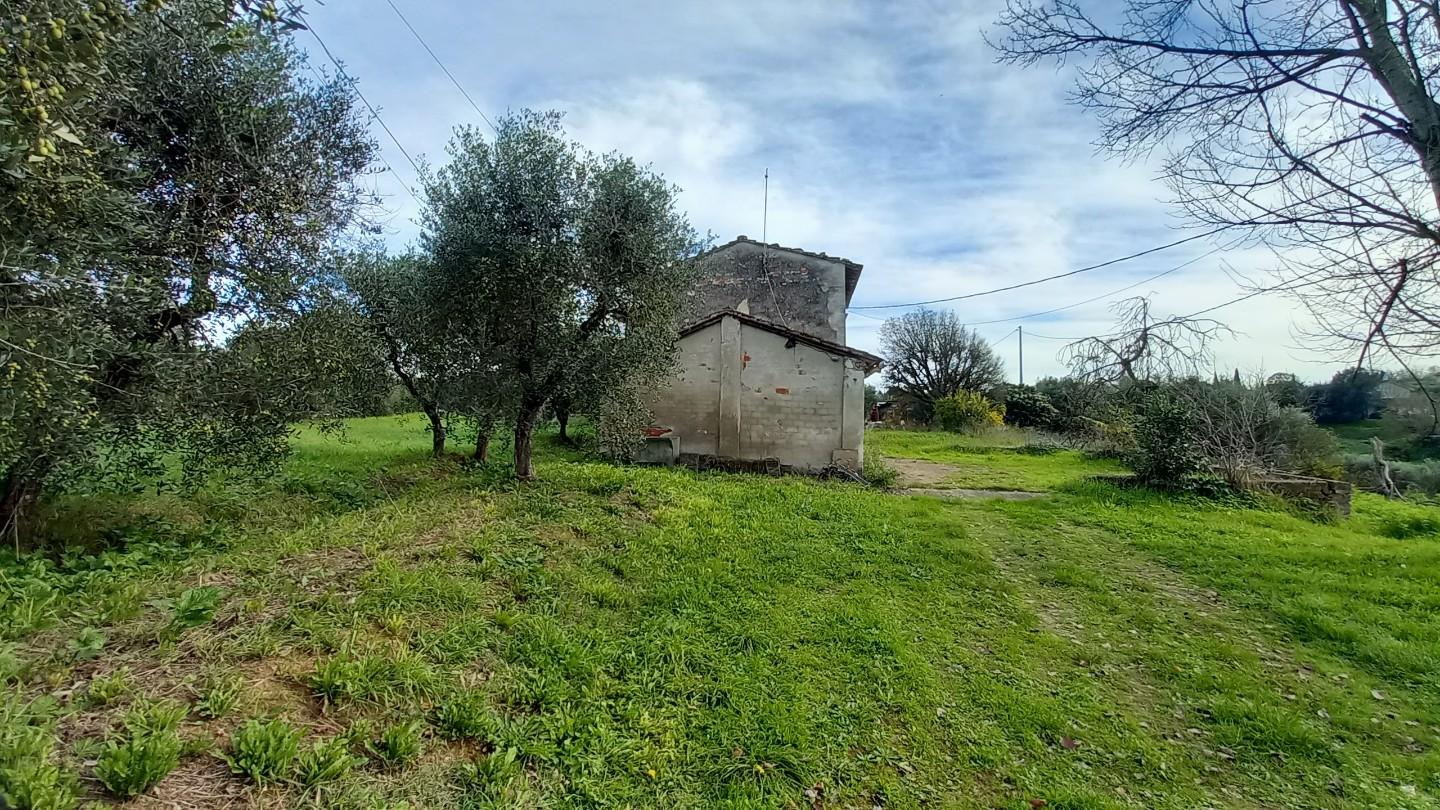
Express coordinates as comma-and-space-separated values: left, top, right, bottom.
1002, 386, 1059, 429
367, 720, 424, 768
295, 737, 362, 788
1379, 511, 1440, 540
1035, 376, 1118, 432
227, 718, 301, 784
1308, 369, 1385, 424
1268, 407, 1342, 478
1344, 455, 1440, 497
1131, 388, 1205, 487
933, 391, 1005, 433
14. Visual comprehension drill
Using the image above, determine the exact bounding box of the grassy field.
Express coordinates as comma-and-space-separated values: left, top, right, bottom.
867, 428, 1126, 490
2, 416, 1438, 808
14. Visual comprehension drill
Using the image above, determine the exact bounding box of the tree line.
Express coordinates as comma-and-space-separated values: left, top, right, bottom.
1, 1, 698, 541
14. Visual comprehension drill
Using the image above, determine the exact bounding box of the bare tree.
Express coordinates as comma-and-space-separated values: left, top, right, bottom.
1064, 297, 1232, 382
880, 309, 1006, 413
993, 0, 1440, 371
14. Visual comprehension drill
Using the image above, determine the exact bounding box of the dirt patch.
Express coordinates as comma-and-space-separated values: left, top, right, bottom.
129, 754, 251, 809
885, 457, 961, 487
901, 488, 1047, 501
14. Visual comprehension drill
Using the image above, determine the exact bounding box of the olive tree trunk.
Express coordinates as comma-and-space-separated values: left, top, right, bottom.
514, 400, 545, 480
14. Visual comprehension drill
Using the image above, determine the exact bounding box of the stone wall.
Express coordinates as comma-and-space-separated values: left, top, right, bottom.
1256, 474, 1354, 516
683, 240, 851, 344
646, 314, 865, 472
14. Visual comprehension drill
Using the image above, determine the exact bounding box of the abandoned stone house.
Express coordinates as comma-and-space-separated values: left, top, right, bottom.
644, 236, 882, 472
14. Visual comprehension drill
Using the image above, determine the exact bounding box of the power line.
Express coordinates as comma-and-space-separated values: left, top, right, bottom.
962, 247, 1220, 327
304, 16, 425, 183
382, 0, 497, 132
848, 228, 1227, 310
1026, 275, 1323, 343
302, 62, 422, 207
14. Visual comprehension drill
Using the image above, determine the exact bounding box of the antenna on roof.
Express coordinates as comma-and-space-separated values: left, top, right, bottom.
762, 167, 769, 246
758, 167, 791, 330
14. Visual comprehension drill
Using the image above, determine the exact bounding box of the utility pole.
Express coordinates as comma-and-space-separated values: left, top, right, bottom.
1018, 325, 1024, 385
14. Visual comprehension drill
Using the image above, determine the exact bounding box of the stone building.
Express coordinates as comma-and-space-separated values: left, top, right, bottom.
644, 236, 882, 472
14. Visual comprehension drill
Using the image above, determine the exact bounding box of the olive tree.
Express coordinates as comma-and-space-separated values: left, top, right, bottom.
0, 2, 375, 536
422, 111, 699, 479
879, 308, 1005, 419
344, 254, 462, 456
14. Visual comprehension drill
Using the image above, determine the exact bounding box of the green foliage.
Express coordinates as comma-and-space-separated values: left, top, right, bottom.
1378, 509, 1440, 539
121, 699, 185, 738
166, 586, 221, 632
455, 747, 520, 801
0, 692, 78, 810
93, 699, 185, 798
1002, 385, 1060, 429
64, 626, 104, 661
880, 309, 1005, 419
1034, 375, 1122, 433
295, 736, 362, 788
1309, 369, 1387, 424
226, 717, 301, 784
419, 110, 702, 476
933, 390, 1005, 433
1, 1, 376, 532
1131, 387, 1206, 487
367, 720, 424, 768
1343, 454, 1440, 498
195, 674, 244, 719
95, 728, 182, 798
436, 691, 502, 741
1267, 406, 1343, 479
861, 451, 897, 488
85, 669, 130, 706
1264, 372, 1308, 408
310, 650, 437, 706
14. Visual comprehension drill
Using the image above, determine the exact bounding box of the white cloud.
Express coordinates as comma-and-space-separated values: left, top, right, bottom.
302, 0, 1350, 383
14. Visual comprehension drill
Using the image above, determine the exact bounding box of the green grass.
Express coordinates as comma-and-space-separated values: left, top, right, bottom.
1329, 419, 1413, 456
868, 427, 1127, 490
1, 419, 1437, 807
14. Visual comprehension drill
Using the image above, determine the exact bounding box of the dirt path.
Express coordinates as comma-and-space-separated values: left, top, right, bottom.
901, 487, 1047, 500
886, 457, 961, 487
886, 456, 1047, 500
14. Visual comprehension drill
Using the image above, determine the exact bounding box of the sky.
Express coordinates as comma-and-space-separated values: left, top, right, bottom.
300, 0, 1348, 383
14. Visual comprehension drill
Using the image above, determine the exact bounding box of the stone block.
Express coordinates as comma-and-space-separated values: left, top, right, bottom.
634, 435, 679, 466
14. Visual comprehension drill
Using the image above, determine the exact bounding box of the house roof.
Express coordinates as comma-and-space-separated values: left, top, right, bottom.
697, 236, 866, 306
680, 309, 884, 372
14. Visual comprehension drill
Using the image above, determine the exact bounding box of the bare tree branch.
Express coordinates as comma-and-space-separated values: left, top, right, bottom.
994, 0, 1440, 362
